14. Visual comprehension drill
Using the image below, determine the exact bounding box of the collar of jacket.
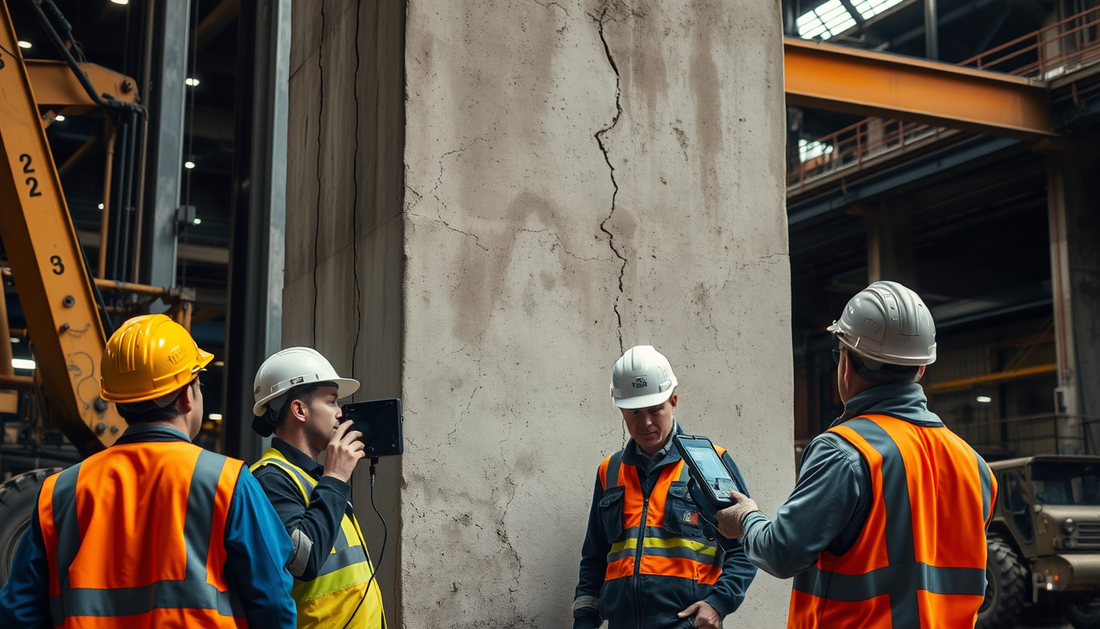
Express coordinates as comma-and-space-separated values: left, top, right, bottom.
271, 437, 325, 479
621, 422, 686, 470
832, 382, 944, 428
114, 423, 191, 445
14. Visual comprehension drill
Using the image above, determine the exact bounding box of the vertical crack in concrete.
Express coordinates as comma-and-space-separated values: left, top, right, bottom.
312, 0, 326, 347
351, 0, 363, 379
593, 6, 626, 353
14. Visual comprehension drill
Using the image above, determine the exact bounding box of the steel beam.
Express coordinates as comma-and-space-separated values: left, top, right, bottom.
784, 37, 1054, 138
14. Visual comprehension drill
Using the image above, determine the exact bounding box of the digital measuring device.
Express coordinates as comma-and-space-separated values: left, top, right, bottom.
672, 434, 744, 537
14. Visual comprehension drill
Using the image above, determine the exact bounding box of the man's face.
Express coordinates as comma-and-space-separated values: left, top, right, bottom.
302, 386, 343, 456
620, 394, 677, 456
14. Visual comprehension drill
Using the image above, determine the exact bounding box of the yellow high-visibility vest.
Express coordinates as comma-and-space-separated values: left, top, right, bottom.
252, 448, 385, 629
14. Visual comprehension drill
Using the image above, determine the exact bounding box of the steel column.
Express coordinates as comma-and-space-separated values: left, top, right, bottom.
145, 0, 191, 294
222, 0, 291, 462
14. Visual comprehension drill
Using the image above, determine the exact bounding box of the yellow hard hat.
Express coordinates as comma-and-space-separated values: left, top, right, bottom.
100, 314, 214, 404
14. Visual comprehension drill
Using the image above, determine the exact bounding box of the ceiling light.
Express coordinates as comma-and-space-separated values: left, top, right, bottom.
976, 396, 992, 403
193, 218, 202, 225
98, 203, 104, 210
17, 41, 31, 49
12, 358, 35, 370
10, 337, 19, 343
212, 360, 225, 367
53, 114, 65, 122
184, 161, 195, 169
110, 0, 129, 5
208, 413, 223, 421
185, 77, 200, 87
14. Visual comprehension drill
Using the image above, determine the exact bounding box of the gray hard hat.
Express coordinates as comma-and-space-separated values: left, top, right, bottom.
828, 281, 936, 367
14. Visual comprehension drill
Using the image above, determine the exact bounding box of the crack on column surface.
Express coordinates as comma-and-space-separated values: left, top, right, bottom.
513, 228, 602, 262
592, 5, 626, 354
446, 351, 483, 440
408, 212, 490, 251
312, 0, 327, 347
533, 0, 570, 14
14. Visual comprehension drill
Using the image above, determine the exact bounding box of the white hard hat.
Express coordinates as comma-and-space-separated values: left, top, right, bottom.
252, 347, 360, 416
611, 345, 678, 409
828, 280, 937, 367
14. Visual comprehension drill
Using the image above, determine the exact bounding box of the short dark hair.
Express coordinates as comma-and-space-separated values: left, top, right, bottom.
116, 379, 196, 424
271, 382, 334, 431
846, 350, 921, 385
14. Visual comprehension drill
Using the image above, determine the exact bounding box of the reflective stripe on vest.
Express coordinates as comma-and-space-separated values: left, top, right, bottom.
251, 449, 384, 629
39, 444, 245, 628
789, 414, 997, 629
600, 448, 724, 585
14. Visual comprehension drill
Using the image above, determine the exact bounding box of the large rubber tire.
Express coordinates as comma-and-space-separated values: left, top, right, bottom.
0, 468, 64, 588
1067, 597, 1100, 629
977, 536, 1028, 629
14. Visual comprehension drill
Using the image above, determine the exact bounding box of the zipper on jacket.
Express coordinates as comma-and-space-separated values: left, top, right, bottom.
635, 494, 649, 629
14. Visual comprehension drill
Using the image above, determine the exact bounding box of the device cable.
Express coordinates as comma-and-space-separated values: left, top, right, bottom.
342, 456, 387, 629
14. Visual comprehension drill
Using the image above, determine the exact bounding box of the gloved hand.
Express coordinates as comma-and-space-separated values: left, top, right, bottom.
715, 490, 759, 539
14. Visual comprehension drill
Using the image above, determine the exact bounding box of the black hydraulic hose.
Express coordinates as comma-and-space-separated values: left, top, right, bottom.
118, 112, 139, 278
25, 0, 125, 334
26, 0, 144, 119
108, 120, 130, 281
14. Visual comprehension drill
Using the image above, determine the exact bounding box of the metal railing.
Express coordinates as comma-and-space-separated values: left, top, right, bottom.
787, 5, 1100, 194
950, 413, 1100, 459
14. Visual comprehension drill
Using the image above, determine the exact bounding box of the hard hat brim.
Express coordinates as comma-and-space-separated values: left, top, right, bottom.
251, 376, 360, 416
614, 388, 674, 410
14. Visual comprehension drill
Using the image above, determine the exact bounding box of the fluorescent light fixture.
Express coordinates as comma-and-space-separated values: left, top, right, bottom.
110, 0, 129, 4
193, 218, 202, 225
10, 337, 19, 343
184, 161, 195, 169
208, 413, 223, 421
98, 203, 105, 210
17, 41, 31, 49
212, 360, 225, 368
185, 77, 200, 87
976, 396, 992, 403
12, 358, 35, 370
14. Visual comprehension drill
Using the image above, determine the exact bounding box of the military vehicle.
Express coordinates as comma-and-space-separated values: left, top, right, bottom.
978, 455, 1100, 629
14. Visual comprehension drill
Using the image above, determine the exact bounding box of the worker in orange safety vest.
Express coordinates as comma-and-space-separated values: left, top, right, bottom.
715, 281, 997, 629
0, 314, 297, 629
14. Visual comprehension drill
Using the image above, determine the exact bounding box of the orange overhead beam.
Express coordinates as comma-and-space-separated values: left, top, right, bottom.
784, 37, 1055, 139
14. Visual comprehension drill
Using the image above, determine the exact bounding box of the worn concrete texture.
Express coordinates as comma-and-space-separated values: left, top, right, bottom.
286, 0, 791, 626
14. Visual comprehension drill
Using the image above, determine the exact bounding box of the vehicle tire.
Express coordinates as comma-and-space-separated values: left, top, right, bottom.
0, 468, 64, 588
977, 536, 1028, 629
1067, 597, 1100, 629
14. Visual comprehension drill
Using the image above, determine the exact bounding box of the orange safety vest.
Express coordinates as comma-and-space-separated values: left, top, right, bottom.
788, 414, 997, 629
601, 448, 724, 586
37, 440, 247, 629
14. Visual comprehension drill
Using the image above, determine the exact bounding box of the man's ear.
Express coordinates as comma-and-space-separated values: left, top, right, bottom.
289, 398, 308, 423
177, 385, 195, 414
915, 365, 926, 382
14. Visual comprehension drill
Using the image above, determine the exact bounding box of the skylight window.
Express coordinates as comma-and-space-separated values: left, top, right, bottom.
797, 0, 906, 39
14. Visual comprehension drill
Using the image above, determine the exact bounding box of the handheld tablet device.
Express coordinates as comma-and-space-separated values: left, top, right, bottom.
341, 398, 404, 457
672, 434, 740, 518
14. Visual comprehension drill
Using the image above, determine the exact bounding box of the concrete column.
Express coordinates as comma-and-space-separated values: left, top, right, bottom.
1046, 143, 1100, 454
286, 1, 791, 626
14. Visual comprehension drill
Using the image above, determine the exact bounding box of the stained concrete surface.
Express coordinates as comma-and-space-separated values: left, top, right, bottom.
286, 0, 790, 626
